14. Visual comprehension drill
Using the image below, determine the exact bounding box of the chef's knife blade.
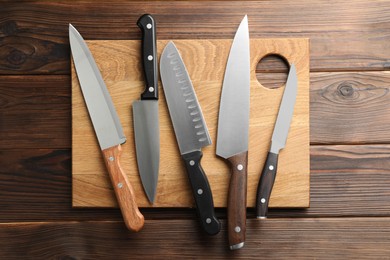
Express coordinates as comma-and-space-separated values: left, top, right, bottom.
256, 64, 298, 218
160, 41, 221, 235
216, 15, 250, 250
133, 14, 160, 204
69, 24, 144, 231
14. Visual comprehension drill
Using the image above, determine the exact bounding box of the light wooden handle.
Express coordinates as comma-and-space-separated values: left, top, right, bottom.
226, 151, 248, 250
102, 145, 144, 232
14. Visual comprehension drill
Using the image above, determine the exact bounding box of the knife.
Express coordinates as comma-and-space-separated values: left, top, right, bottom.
216, 15, 250, 250
69, 24, 144, 232
133, 14, 160, 204
256, 64, 298, 219
160, 41, 221, 235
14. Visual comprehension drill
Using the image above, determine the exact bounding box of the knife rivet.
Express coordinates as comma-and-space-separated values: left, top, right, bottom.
206, 218, 211, 224
148, 55, 153, 61
237, 164, 243, 171
197, 189, 203, 195
261, 198, 266, 204
189, 160, 195, 166
117, 182, 123, 189
148, 86, 154, 92
146, 23, 152, 29
234, 226, 241, 233
269, 165, 274, 171
108, 156, 114, 162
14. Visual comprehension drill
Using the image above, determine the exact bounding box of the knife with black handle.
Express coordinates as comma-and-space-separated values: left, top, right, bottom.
160, 41, 221, 235
256, 64, 298, 218
133, 14, 160, 204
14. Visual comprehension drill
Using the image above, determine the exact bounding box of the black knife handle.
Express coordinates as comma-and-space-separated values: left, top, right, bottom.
137, 14, 158, 100
182, 151, 221, 235
256, 152, 279, 218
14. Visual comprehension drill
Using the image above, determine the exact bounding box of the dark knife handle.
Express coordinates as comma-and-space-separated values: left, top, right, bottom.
256, 152, 279, 218
226, 151, 248, 250
137, 14, 158, 100
182, 151, 221, 235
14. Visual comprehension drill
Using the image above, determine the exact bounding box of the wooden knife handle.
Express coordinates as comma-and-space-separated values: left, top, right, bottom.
102, 145, 145, 232
226, 151, 248, 250
256, 152, 279, 218
182, 151, 221, 235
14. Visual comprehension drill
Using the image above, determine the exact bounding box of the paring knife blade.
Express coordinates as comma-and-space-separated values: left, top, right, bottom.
216, 15, 250, 250
133, 14, 160, 204
256, 64, 298, 218
69, 24, 144, 232
160, 41, 221, 235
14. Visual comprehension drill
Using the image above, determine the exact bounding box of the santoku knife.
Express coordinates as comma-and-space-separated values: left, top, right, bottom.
69, 24, 144, 231
133, 14, 160, 204
160, 41, 221, 235
216, 15, 250, 250
256, 64, 298, 219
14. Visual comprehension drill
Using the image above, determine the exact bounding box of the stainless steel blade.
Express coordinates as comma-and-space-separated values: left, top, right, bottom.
69, 24, 126, 150
270, 64, 298, 154
216, 15, 250, 159
160, 41, 211, 155
133, 100, 159, 203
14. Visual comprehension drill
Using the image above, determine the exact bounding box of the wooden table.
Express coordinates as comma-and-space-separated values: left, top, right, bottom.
1, 1, 389, 258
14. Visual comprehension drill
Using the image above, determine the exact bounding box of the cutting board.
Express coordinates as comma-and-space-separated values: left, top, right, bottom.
72, 38, 310, 208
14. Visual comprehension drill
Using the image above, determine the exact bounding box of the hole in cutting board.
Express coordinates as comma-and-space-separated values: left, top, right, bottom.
256, 54, 290, 90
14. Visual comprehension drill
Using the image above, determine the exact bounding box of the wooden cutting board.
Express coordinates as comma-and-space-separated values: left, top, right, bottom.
72, 38, 310, 208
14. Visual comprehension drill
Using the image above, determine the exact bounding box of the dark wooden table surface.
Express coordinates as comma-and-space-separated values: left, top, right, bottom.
1, 1, 390, 258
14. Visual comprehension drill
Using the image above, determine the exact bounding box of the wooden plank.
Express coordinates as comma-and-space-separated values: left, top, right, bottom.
310, 71, 390, 144
2, 145, 390, 221
71, 38, 310, 208
0, 75, 71, 149
0, 0, 389, 74
1, 71, 389, 150
1, 218, 390, 258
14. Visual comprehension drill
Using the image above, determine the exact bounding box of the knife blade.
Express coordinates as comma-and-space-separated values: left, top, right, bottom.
69, 24, 144, 232
160, 41, 221, 235
216, 15, 250, 250
256, 64, 298, 219
133, 14, 160, 204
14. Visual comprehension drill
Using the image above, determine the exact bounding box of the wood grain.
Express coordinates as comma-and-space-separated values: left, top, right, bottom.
0, 75, 71, 149
2, 145, 390, 222
1, 218, 390, 258
310, 71, 390, 144
102, 145, 144, 231
2, 72, 390, 150
0, 1, 389, 74
71, 38, 310, 208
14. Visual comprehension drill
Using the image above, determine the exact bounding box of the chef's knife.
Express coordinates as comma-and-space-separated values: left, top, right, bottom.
256, 64, 298, 218
160, 41, 221, 235
133, 14, 160, 204
69, 24, 144, 232
216, 15, 250, 250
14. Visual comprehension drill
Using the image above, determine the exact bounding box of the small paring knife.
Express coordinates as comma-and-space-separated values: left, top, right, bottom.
256, 64, 298, 219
